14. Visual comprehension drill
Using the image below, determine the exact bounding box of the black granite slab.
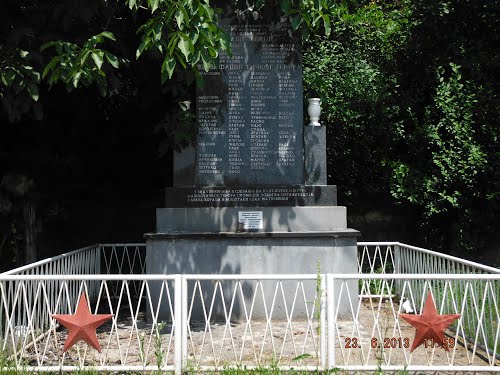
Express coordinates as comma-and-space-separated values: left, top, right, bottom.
145, 229, 360, 239
195, 4, 303, 186
164, 185, 336, 207
304, 126, 327, 185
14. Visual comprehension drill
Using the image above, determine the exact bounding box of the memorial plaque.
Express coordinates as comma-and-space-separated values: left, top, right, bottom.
195, 11, 303, 186
238, 211, 263, 230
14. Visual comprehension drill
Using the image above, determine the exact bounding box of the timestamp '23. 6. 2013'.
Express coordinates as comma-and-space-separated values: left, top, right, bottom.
344, 337, 410, 349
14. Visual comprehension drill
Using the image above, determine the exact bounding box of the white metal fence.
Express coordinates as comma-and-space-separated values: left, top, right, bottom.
358, 242, 499, 276
0, 244, 145, 339
0, 242, 498, 373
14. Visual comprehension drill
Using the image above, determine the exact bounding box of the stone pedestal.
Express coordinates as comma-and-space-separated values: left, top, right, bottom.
146, 231, 359, 321
145, 206, 360, 321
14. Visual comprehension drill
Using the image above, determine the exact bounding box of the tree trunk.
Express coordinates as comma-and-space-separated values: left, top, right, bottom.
23, 200, 38, 264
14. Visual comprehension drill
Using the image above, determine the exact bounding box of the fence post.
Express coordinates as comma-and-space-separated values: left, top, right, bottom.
174, 274, 182, 375
96, 245, 102, 275
393, 243, 402, 297
326, 273, 335, 369
320, 274, 326, 370
181, 275, 188, 369
394, 243, 401, 274
0, 280, 3, 338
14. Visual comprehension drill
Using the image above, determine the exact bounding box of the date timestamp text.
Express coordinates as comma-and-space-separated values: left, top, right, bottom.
344, 337, 411, 349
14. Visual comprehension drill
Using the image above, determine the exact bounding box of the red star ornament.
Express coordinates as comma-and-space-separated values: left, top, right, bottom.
52, 292, 113, 352
400, 292, 460, 352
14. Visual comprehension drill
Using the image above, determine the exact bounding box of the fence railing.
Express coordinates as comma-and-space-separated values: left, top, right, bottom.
358, 242, 500, 276
1, 243, 147, 277
0, 274, 498, 373
0, 242, 498, 373
358, 242, 499, 299
0, 244, 145, 355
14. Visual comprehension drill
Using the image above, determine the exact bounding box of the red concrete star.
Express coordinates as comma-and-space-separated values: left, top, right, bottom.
52, 292, 113, 352
400, 292, 460, 352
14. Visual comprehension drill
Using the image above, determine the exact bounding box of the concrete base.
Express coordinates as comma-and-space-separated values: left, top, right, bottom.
156, 206, 347, 233
145, 230, 359, 321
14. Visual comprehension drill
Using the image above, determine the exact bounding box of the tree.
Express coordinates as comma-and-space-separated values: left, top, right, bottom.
303, 0, 499, 254
386, 0, 499, 252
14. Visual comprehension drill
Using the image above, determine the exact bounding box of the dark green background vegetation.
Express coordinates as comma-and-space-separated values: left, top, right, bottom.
1, 0, 498, 270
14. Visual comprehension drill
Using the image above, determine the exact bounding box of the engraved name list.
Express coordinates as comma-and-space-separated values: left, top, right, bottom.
195, 22, 303, 186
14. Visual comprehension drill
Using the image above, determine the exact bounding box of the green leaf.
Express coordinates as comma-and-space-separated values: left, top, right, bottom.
2, 69, 16, 86
105, 52, 120, 68
179, 4, 189, 26
207, 46, 218, 58
201, 53, 211, 72
174, 51, 187, 68
161, 57, 176, 83
80, 50, 91, 65
42, 56, 60, 78
72, 71, 82, 88
291, 15, 302, 30
99, 31, 116, 41
189, 30, 199, 45
40, 41, 59, 51
292, 354, 312, 361
220, 31, 231, 55
280, 0, 290, 13
32, 71, 41, 83
323, 14, 331, 36
47, 68, 61, 86
152, 22, 162, 42
85, 35, 99, 49
312, 14, 322, 26
19, 50, 29, 58
136, 39, 148, 59
150, 0, 159, 13
177, 35, 192, 61
128, 0, 136, 10
201, 4, 214, 18
167, 33, 179, 55
91, 51, 105, 70
191, 49, 201, 64
175, 9, 184, 29
27, 83, 39, 101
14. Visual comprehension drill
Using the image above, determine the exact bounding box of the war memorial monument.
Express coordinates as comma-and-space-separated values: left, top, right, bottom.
145, 2, 359, 318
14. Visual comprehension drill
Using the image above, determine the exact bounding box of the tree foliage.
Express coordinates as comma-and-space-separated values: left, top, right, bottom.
1, 0, 498, 259
303, 0, 499, 252
389, 63, 487, 215
40, 31, 125, 96
0, 0, 340, 114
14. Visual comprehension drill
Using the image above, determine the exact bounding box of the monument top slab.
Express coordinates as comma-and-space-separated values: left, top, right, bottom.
194, 3, 304, 186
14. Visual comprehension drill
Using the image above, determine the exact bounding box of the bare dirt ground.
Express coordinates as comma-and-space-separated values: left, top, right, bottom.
17, 300, 497, 373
